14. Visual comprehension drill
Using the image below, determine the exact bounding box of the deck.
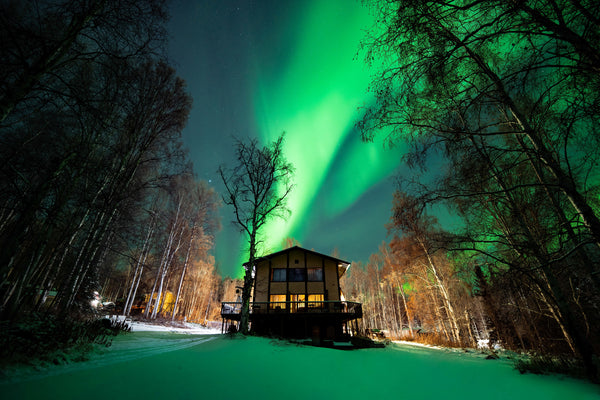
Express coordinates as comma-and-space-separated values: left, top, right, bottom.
221, 300, 362, 320
221, 300, 362, 340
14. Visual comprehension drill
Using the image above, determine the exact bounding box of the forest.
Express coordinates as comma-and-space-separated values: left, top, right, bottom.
1, 0, 599, 384
344, 0, 600, 382
0, 0, 231, 360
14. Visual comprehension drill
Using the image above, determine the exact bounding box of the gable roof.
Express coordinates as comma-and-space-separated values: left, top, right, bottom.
243, 246, 351, 276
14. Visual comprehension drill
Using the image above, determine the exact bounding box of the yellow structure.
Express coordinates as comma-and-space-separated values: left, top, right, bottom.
144, 290, 175, 315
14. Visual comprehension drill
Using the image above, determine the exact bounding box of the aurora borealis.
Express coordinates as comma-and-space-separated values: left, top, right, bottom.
168, 0, 404, 277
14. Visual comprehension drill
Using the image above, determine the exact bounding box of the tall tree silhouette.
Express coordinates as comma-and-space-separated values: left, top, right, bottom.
218, 134, 294, 334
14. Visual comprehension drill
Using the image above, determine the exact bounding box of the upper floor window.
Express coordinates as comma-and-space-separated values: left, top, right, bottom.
270, 267, 323, 282
289, 268, 306, 282
271, 268, 286, 282
308, 267, 323, 282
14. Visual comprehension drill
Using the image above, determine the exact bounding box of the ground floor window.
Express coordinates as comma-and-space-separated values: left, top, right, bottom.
290, 294, 305, 312
308, 294, 324, 308
269, 294, 286, 310
267, 293, 325, 310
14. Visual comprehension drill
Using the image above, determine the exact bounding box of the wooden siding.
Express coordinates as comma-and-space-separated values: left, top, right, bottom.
324, 258, 340, 301
253, 247, 342, 302
253, 258, 270, 303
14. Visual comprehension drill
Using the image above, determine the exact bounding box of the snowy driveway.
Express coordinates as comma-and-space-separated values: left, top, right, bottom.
2, 331, 599, 400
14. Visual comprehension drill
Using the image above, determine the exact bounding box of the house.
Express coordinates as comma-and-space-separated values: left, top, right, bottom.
221, 246, 362, 345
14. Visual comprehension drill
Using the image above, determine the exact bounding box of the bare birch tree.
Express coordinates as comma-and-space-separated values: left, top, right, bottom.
218, 134, 294, 334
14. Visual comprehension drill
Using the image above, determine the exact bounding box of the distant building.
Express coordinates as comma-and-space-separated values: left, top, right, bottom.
143, 290, 175, 315
221, 246, 362, 345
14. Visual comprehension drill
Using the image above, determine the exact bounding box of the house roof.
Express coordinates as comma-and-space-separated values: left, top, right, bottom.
243, 246, 351, 276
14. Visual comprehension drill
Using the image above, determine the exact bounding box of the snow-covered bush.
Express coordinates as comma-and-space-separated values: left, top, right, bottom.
0, 313, 131, 368
514, 354, 587, 380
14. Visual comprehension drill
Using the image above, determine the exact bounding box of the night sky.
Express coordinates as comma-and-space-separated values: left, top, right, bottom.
167, 0, 406, 278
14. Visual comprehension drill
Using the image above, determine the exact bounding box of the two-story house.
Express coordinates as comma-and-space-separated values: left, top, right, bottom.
221, 246, 362, 345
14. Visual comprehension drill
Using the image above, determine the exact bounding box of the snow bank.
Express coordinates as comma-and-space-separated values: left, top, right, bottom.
129, 321, 220, 335
393, 339, 443, 349
1, 334, 598, 400
103, 315, 221, 335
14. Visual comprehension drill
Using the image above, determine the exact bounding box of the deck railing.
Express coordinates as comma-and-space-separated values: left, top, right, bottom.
221, 300, 362, 317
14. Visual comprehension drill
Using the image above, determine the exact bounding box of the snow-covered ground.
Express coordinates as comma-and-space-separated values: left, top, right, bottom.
1, 324, 598, 399
128, 320, 220, 334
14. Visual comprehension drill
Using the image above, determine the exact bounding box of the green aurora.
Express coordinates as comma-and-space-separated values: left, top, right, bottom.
247, 1, 402, 269
168, 1, 405, 277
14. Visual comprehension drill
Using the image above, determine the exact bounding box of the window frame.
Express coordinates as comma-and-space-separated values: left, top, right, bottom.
271, 268, 287, 282
269, 294, 286, 310
307, 267, 323, 282
307, 294, 324, 308
288, 268, 306, 282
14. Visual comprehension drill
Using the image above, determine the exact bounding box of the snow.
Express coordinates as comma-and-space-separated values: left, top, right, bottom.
129, 320, 220, 335
394, 339, 443, 349
1, 327, 598, 400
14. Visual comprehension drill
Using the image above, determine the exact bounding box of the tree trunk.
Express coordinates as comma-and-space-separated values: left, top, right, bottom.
125, 214, 155, 315
398, 280, 414, 338
239, 232, 257, 334
420, 240, 460, 342
172, 225, 195, 321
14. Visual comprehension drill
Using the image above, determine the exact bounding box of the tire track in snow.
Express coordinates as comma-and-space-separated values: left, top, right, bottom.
1, 333, 219, 383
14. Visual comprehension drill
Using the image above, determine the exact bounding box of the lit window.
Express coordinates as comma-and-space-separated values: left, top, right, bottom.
290, 294, 305, 302
308, 294, 324, 308
307, 268, 323, 281
271, 268, 286, 281
290, 294, 305, 312
270, 294, 286, 310
289, 268, 306, 282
